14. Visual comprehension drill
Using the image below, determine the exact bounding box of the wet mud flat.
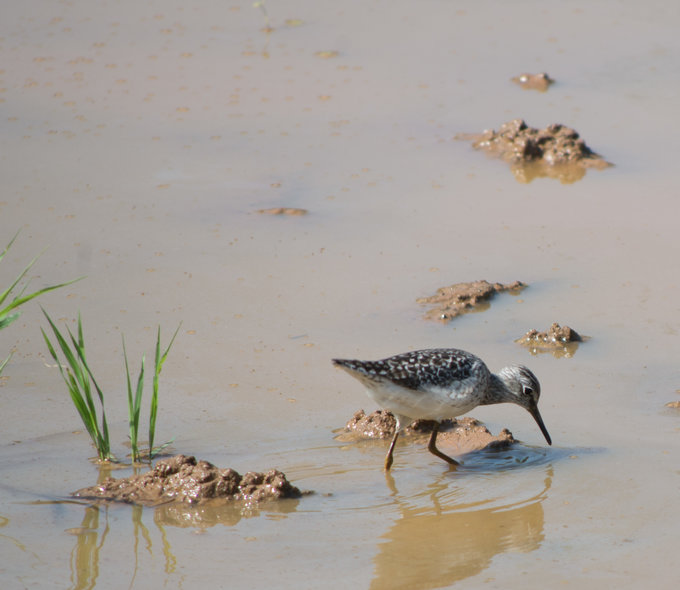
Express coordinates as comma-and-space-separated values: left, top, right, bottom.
73, 455, 306, 507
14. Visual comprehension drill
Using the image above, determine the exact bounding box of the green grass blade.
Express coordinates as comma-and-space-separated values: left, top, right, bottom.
123, 337, 136, 459
42, 311, 87, 390
69, 316, 111, 461
123, 336, 146, 462
0, 351, 13, 375
134, 351, 146, 420
0, 249, 42, 307
0, 312, 20, 330
42, 316, 98, 439
41, 323, 99, 451
0, 232, 83, 322
1, 276, 84, 318
64, 325, 99, 422
71, 314, 106, 415
99, 406, 111, 460
74, 340, 111, 461
133, 355, 145, 462
0, 231, 20, 264
66, 370, 100, 443
149, 328, 162, 454
149, 323, 180, 458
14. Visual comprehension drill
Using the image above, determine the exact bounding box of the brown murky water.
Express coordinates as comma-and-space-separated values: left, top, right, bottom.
2, 1, 680, 588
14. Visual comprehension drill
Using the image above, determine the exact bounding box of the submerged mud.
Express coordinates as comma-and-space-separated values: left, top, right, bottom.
257, 207, 308, 215
665, 389, 680, 409
72, 455, 304, 506
457, 119, 611, 183
516, 322, 585, 357
341, 410, 516, 452
417, 279, 526, 322
511, 72, 555, 92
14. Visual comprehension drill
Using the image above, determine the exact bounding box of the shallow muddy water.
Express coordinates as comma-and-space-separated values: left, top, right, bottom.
2, 1, 680, 588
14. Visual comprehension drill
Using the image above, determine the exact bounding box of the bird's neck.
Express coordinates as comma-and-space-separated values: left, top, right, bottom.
480, 374, 514, 406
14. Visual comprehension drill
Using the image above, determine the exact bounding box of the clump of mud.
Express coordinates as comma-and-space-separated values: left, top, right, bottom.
516, 322, 585, 357
456, 119, 611, 183
72, 455, 304, 506
342, 409, 457, 439
257, 207, 307, 216
340, 410, 516, 452
511, 72, 554, 92
417, 279, 526, 323
665, 390, 680, 409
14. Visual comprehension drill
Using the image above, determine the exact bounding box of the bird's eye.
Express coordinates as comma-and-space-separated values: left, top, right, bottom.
523, 387, 533, 396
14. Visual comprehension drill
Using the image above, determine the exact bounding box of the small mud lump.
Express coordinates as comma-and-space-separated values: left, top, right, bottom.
511, 72, 555, 92
257, 207, 307, 216
517, 322, 585, 357
417, 279, 526, 323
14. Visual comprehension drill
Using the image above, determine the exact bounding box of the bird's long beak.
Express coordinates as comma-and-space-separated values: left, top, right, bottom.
527, 401, 552, 445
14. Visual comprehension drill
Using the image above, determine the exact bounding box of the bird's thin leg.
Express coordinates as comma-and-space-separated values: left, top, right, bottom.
384, 431, 399, 471
427, 423, 459, 466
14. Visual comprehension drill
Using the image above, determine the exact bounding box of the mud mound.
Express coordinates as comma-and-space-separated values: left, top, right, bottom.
342, 409, 457, 439
516, 322, 585, 357
72, 454, 304, 506
341, 410, 516, 453
457, 119, 611, 183
417, 279, 526, 323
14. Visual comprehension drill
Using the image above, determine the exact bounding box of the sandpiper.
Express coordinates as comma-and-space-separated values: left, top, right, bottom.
332, 348, 551, 470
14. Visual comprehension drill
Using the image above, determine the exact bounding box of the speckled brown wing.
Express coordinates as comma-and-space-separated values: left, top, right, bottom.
333, 348, 491, 399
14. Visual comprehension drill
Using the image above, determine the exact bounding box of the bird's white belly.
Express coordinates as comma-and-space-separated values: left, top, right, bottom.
365, 381, 479, 421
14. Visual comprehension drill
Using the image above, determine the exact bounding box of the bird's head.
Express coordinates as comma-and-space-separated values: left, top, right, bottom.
498, 365, 551, 445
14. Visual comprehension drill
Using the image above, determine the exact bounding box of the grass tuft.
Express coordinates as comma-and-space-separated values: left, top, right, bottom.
124, 324, 181, 462
41, 310, 112, 461
42, 309, 180, 463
